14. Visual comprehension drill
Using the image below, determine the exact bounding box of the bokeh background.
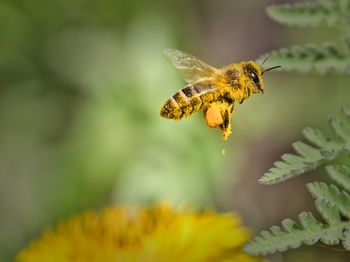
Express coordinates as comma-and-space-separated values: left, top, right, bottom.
1, 0, 350, 261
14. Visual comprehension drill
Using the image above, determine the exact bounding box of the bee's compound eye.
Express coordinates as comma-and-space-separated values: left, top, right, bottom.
250, 72, 259, 84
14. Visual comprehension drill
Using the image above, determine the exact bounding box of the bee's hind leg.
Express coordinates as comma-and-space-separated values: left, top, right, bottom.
203, 102, 234, 140
220, 103, 234, 140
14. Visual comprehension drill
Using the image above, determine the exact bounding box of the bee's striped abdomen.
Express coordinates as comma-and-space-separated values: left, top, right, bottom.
160, 83, 216, 120
160, 86, 195, 119
183, 85, 203, 112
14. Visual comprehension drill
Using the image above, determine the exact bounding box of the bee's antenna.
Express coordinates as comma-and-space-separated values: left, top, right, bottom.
262, 65, 282, 75
262, 55, 270, 65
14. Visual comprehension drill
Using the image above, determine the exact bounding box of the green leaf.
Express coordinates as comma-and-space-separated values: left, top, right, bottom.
266, 2, 340, 27
329, 115, 350, 143
326, 165, 350, 192
315, 198, 341, 225
307, 182, 350, 218
259, 107, 350, 185
244, 211, 345, 256
251, 1, 350, 255
258, 159, 311, 185
320, 225, 343, 245
293, 141, 323, 161
257, 41, 350, 75
315, 199, 343, 245
343, 229, 350, 251
298, 212, 323, 245
260, 134, 330, 185
302, 127, 342, 158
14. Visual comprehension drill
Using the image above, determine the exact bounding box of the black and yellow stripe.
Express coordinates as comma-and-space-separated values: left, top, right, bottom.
160, 83, 216, 120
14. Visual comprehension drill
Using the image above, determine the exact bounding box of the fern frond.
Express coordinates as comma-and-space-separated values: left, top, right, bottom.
307, 181, 350, 218
330, 114, 350, 143
326, 165, 350, 192
259, 107, 349, 185
302, 127, 343, 157
245, 204, 349, 255
315, 199, 343, 245
258, 141, 323, 185
315, 198, 341, 226
343, 229, 350, 251
267, 1, 340, 27
249, 1, 350, 256
257, 39, 350, 75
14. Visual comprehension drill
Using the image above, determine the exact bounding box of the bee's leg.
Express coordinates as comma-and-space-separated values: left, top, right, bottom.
220, 103, 234, 140
239, 99, 245, 104
203, 102, 234, 140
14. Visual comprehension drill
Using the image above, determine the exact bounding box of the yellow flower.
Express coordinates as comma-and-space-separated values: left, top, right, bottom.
18, 204, 262, 262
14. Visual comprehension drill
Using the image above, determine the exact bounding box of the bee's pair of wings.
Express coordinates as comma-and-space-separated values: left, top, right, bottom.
164, 49, 220, 84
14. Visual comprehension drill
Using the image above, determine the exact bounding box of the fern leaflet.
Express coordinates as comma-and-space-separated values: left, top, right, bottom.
307, 181, 350, 218
267, 1, 341, 27
257, 38, 350, 75
245, 201, 350, 256
326, 165, 350, 192
259, 106, 350, 185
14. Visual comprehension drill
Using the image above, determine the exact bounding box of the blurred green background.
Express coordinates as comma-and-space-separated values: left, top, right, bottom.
1, 0, 350, 261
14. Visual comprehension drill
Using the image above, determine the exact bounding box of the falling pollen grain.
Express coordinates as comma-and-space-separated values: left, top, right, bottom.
221, 148, 226, 156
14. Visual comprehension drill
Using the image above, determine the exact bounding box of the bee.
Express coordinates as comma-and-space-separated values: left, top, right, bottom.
160, 49, 280, 140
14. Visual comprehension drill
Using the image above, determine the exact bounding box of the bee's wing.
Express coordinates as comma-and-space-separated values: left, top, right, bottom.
164, 49, 219, 83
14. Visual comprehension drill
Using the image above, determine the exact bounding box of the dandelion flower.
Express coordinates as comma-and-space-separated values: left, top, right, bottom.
18, 204, 263, 262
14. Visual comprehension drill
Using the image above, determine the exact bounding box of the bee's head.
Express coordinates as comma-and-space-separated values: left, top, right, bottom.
226, 61, 281, 97
240, 61, 264, 94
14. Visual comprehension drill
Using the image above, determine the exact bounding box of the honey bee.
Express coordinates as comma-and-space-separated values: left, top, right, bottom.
160, 49, 280, 140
